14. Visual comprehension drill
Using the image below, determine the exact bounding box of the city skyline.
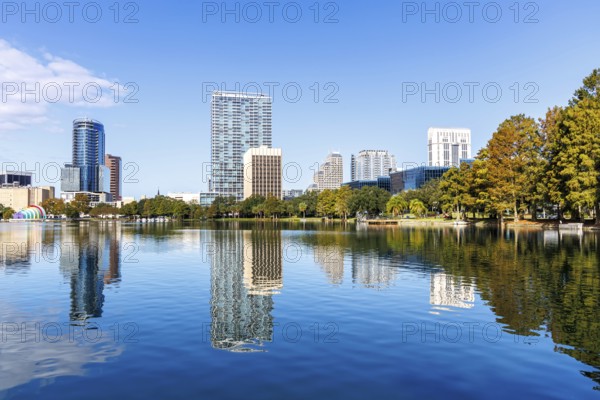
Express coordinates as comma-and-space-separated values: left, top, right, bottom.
3, 2, 600, 197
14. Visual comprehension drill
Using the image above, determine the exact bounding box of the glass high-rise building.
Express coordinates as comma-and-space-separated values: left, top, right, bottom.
61, 118, 110, 195
211, 92, 272, 200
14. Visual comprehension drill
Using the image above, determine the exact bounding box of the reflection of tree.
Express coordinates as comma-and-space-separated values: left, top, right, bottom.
298, 226, 600, 388
391, 228, 600, 388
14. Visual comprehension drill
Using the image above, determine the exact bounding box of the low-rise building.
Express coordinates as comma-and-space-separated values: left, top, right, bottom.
61, 191, 112, 204
0, 171, 33, 187
390, 166, 450, 193
283, 189, 304, 200
167, 193, 200, 204
342, 177, 391, 192
0, 186, 55, 211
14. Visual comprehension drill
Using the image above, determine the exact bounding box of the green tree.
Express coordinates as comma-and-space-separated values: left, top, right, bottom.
70, 194, 91, 215
334, 186, 352, 219
386, 195, 408, 217
298, 202, 307, 218
41, 198, 66, 216
317, 190, 337, 218
2, 207, 15, 220
263, 195, 283, 218
348, 187, 391, 217
409, 199, 427, 218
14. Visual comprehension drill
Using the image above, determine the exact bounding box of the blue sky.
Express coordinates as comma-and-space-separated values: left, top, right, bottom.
1, 0, 599, 198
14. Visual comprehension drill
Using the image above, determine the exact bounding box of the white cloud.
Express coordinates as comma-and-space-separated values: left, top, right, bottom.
0, 39, 129, 133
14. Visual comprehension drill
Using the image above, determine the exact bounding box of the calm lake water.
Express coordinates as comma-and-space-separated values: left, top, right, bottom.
0, 221, 599, 399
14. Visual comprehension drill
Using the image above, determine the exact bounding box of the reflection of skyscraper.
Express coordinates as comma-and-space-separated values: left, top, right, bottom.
430, 272, 474, 310
351, 252, 395, 289
207, 230, 281, 351
59, 223, 121, 321
243, 230, 283, 295
314, 245, 345, 285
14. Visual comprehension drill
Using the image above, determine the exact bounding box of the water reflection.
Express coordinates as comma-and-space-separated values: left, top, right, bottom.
59, 223, 122, 321
351, 252, 395, 289
206, 228, 283, 352
0, 222, 124, 393
429, 272, 475, 312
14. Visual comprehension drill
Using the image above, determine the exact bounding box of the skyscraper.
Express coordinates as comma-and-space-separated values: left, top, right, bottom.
243, 146, 282, 200
105, 154, 122, 201
61, 118, 110, 198
350, 150, 396, 181
211, 91, 272, 200
428, 127, 472, 167
314, 152, 343, 191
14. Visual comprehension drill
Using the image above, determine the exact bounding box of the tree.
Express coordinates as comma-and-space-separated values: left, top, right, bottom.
71, 193, 91, 215
41, 198, 66, 216
263, 195, 283, 218
348, 187, 391, 217
484, 115, 543, 223
2, 207, 15, 220
409, 199, 427, 218
386, 195, 408, 217
334, 186, 352, 219
240, 195, 265, 217
121, 201, 139, 217
90, 203, 120, 218
298, 202, 307, 218
546, 70, 600, 222
317, 190, 336, 218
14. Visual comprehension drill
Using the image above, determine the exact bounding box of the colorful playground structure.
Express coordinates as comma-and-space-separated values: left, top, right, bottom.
12, 205, 47, 220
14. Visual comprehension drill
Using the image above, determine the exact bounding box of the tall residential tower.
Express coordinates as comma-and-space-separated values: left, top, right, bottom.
314, 152, 343, 191
211, 92, 272, 200
350, 150, 396, 181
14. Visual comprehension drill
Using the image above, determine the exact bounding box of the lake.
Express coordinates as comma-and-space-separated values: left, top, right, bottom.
0, 221, 598, 399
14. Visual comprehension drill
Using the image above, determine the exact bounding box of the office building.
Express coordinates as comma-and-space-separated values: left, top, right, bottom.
343, 176, 391, 192
428, 127, 472, 167
211, 91, 272, 200
314, 152, 343, 191
61, 191, 111, 205
243, 146, 282, 200
390, 166, 450, 193
200, 192, 220, 207
0, 171, 32, 187
0, 186, 55, 211
61, 118, 111, 199
282, 189, 304, 200
105, 154, 122, 201
351, 150, 397, 181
